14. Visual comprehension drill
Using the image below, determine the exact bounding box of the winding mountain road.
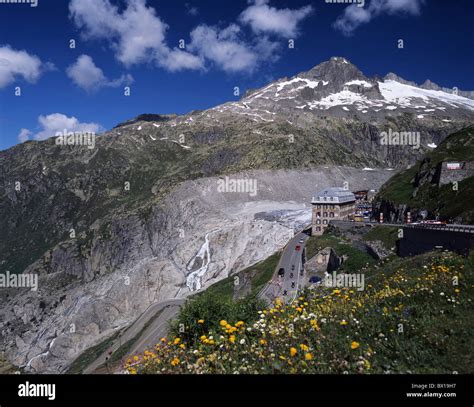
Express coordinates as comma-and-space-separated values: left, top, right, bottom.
83, 298, 185, 374
259, 231, 309, 304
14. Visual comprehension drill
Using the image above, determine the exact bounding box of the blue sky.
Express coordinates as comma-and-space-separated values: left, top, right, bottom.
0, 0, 473, 150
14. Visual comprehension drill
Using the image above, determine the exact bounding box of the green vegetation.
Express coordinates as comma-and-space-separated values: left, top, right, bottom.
127, 250, 474, 374
306, 233, 375, 272
363, 226, 399, 251
195, 251, 281, 301
66, 329, 122, 374
101, 308, 165, 368
169, 294, 265, 346
376, 165, 419, 204
376, 126, 474, 223
168, 251, 282, 346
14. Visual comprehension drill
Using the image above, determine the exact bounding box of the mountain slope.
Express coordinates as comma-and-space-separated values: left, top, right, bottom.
374, 126, 474, 223
0, 57, 473, 373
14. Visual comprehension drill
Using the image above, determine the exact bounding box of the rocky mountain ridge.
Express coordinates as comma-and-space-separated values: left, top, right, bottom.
0, 57, 473, 373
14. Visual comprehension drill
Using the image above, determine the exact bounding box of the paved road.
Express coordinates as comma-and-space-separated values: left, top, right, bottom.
332, 219, 474, 234
260, 232, 309, 304
85, 227, 314, 373
128, 303, 182, 356
83, 298, 184, 374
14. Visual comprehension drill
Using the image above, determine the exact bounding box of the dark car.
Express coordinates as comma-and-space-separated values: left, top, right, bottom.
290, 272, 294, 278
291, 264, 295, 271
309, 276, 322, 284
278, 268, 285, 277
291, 282, 295, 288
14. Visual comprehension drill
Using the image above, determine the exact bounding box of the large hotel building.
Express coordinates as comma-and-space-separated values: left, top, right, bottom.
311, 187, 356, 235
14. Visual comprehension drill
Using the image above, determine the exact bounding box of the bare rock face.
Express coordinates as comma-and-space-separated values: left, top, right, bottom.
1, 57, 473, 373
0, 167, 391, 373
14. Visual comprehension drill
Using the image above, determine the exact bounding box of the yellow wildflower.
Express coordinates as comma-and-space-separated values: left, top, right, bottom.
171, 358, 180, 366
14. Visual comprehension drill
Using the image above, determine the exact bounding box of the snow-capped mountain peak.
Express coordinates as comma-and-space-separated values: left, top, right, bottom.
210, 57, 474, 123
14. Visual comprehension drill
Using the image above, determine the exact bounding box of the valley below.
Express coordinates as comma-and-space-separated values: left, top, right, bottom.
1, 56, 473, 374
0, 166, 391, 373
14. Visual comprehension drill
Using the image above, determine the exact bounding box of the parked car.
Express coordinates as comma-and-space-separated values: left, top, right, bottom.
278, 268, 285, 277
309, 276, 322, 284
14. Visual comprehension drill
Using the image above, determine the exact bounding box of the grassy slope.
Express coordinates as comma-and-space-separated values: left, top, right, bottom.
376, 126, 474, 222
66, 329, 122, 374
193, 251, 281, 301
126, 250, 474, 374
66, 251, 281, 373
363, 226, 399, 250
306, 234, 376, 272
168, 252, 281, 345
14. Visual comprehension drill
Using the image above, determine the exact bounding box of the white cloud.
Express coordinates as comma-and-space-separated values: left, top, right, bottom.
66, 54, 133, 92
334, 0, 425, 36
189, 23, 281, 73
239, 0, 313, 38
0, 45, 53, 88
69, 0, 309, 75
21, 113, 103, 141
17, 128, 32, 143
189, 24, 258, 73
185, 3, 198, 16
69, 0, 203, 71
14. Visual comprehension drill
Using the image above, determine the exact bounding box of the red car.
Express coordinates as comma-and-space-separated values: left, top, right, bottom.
295, 245, 301, 251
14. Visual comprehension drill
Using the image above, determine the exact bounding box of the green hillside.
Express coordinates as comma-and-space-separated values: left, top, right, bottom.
125, 250, 474, 374
376, 126, 474, 223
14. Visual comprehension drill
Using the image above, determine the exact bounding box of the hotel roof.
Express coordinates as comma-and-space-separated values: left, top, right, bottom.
311, 187, 356, 204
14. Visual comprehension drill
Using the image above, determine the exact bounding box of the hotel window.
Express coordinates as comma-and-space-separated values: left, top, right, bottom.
323, 219, 328, 224
330, 212, 334, 218
323, 212, 328, 217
